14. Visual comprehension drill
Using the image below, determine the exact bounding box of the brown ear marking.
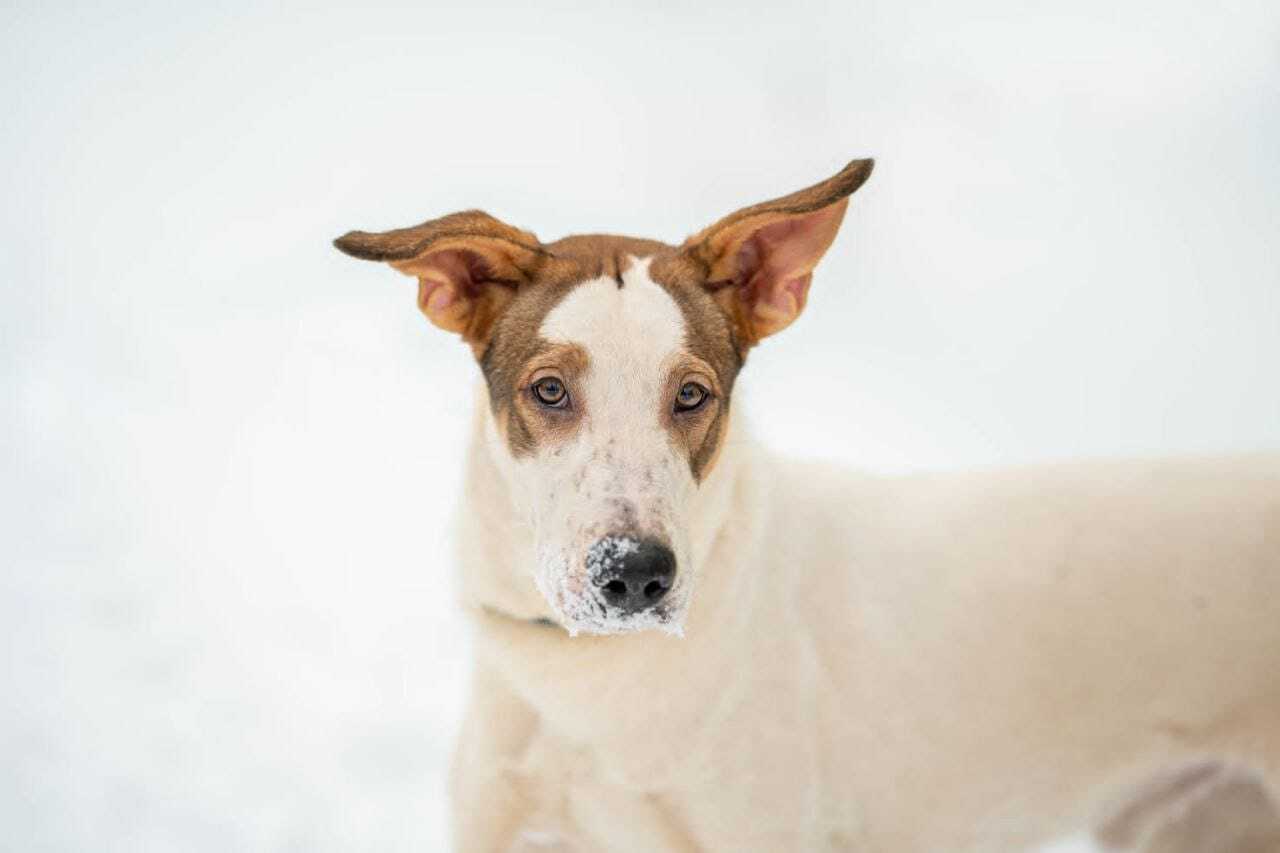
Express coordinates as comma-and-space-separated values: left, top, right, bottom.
680, 158, 874, 348
333, 210, 569, 352
681, 159, 873, 258
333, 209, 549, 263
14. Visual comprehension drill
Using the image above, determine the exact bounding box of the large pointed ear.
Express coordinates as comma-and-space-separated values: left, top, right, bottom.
680, 158, 873, 348
333, 210, 553, 352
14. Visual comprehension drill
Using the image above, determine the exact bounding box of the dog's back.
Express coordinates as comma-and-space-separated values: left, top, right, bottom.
759, 451, 1280, 849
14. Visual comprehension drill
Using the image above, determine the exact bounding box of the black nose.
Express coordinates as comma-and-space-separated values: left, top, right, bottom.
594, 538, 675, 615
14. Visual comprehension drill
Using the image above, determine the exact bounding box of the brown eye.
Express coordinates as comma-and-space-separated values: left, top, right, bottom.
532, 376, 568, 408
674, 381, 709, 413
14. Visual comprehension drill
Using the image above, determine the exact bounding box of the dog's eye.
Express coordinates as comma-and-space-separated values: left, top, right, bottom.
532, 376, 568, 408
674, 381, 710, 413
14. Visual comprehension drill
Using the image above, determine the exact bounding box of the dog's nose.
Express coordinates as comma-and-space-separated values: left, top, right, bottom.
595, 538, 675, 614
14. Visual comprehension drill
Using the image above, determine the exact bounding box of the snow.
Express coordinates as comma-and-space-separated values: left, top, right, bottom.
584, 535, 642, 578
4, 1, 1278, 850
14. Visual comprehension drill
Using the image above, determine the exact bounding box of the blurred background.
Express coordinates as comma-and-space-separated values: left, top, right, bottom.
3, 1, 1277, 850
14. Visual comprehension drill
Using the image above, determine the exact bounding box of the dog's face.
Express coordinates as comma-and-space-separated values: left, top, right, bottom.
335, 159, 872, 635
475, 251, 740, 635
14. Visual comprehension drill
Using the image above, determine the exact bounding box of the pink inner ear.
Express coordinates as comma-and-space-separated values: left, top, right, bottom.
421, 249, 496, 297
413, 247, 508, 318
754, 216, 818, 279
779, 273, 811, 305
419, 279, 455, 313
732, 205, 842, 316
745, 270, 811, 316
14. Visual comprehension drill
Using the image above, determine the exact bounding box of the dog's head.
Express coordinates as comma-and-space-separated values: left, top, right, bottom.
335, 159, 872, 635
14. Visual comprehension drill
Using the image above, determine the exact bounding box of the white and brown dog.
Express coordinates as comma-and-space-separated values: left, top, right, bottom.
335, 160, 1280, 852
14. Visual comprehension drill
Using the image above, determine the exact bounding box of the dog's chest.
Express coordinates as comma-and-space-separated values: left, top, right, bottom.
485, 618, 870, 849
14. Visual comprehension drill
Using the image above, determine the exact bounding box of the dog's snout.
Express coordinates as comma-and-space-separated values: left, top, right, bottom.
594, 538, 675, 615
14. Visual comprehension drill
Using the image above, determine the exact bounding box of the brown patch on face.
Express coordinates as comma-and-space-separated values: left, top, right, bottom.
335, 201, 818, 474
480, 234, 676, 457
655, 354, 732, 483
472, 232, 746, 477
478, 233, 744, 476
545, 234, 673, 284
690, 404, 731, 481
491, 343, 589, 456
648, 253, 743, 481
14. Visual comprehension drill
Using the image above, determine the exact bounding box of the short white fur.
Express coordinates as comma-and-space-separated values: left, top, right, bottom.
493, 258, 698, 635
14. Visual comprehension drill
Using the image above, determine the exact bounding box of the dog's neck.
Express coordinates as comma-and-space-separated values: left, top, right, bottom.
453, 383, 752, 635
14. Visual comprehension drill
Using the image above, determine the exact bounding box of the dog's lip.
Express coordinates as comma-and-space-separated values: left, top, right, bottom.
559, 595, 682, 635
564, 608, 686, 638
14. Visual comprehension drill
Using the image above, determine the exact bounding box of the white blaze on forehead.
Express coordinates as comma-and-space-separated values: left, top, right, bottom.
528, 257, 694, 636
538, 257, 687, 421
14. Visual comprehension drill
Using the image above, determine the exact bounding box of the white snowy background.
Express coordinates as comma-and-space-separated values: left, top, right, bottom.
3, 1, 1278, 850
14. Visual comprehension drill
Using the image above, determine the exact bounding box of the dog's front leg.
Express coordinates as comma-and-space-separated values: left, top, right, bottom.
450, 663, 583, 852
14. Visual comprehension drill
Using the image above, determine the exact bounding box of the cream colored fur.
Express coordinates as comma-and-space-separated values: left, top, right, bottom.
449, 390, 1280, 850
329, 159, 1279, 849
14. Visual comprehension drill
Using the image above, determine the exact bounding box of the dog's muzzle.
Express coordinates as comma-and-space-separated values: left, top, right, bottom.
587, 536, 675, 615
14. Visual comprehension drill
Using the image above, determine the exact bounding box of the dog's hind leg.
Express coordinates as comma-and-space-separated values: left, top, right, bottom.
1140, 772, 1280, 853
1095, 762, 1280, 853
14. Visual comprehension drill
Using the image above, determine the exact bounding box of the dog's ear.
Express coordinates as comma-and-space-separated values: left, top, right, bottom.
680, 158, 873, 347
334, 210, 551, 351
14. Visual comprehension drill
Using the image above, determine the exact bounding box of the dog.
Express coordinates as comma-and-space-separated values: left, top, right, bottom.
335, 160, 1280, 852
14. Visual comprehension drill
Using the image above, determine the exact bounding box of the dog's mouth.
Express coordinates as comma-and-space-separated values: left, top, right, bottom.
547, 583, 688, 638
571, 597, 686, 638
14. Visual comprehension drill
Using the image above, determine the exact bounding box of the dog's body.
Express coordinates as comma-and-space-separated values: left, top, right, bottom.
457, 419, 1280, 851
336, 161, 1280, 851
